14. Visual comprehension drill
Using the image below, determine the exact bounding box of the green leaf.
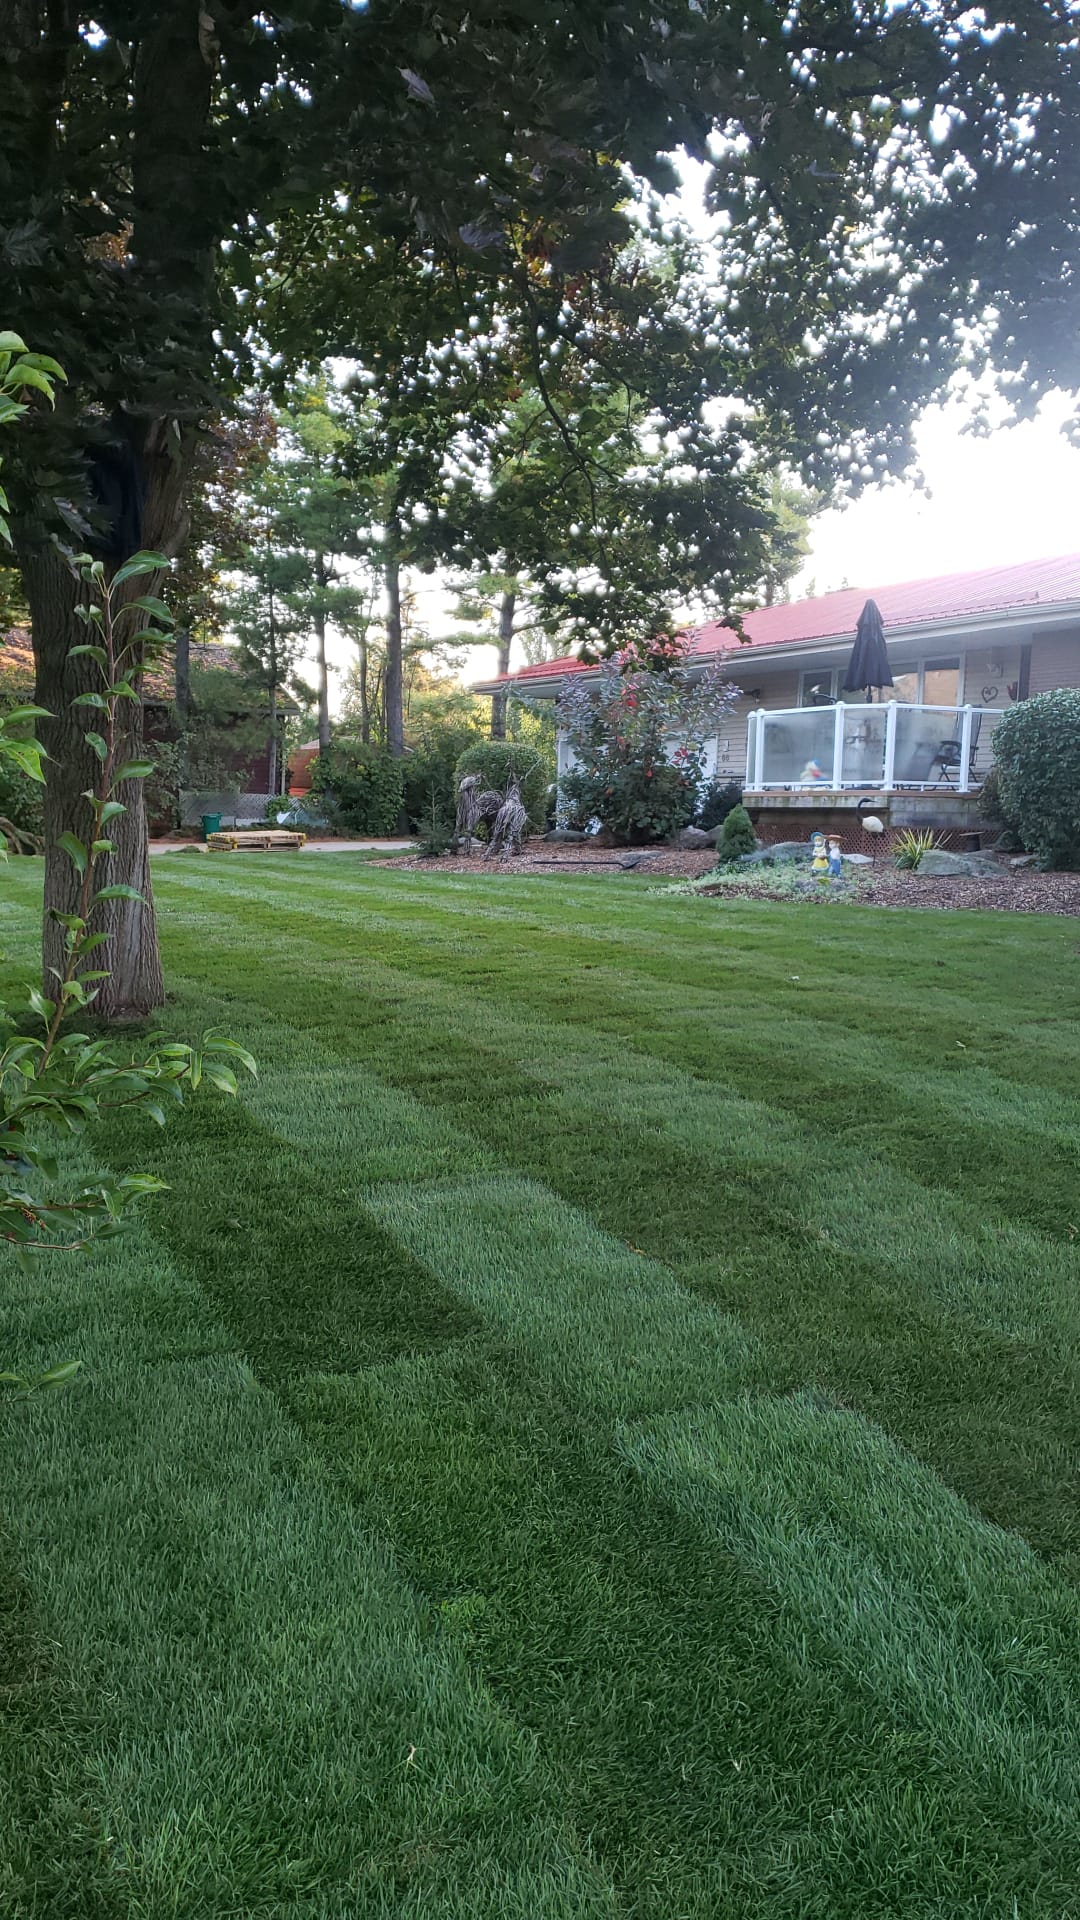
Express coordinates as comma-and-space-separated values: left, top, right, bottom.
0, 738, 46, 782
27, 987, 55, 1021
57, 831, 87, 876
1, 703, 51, 725
99, 800, 126, 826
91, 838, 115, 855
31, 1359, 82, 1391
114, 760, 154, 782
0, 332, 28, 354
13, 365, 58, 402
131, 596, 175, 625
71, 691, 108, 710
111, 552, 170, 587
93, 884, 144, 904
84, 732, 108, 762
68, 644, 107, 665
205, 1036, 258, 1078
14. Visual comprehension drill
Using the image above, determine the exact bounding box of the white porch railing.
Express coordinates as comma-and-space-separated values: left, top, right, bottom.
745, 702, 1003, 793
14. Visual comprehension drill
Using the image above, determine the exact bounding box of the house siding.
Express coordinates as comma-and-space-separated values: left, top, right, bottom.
711, 668, 802, 782
1028, 626, 1080, 695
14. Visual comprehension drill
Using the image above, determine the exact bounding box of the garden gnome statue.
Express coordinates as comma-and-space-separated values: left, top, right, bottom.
810, 831, 829, 877
827, 835, 843, 878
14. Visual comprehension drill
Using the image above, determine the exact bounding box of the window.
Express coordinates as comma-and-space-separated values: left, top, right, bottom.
799, 670, 836, 706
800, 656, 961, 708
922, 658, 960, 707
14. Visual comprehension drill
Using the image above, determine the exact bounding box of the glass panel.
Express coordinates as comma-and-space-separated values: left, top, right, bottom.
760, 707, 836, 785
923, 659, 960, 706
800, 672, 835, 707
893, 706, 961, 784
838, 705, 887, 786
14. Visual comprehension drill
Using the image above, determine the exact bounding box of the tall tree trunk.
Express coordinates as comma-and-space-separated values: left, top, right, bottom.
491, 588, 516, 739
314, 552, 331, 752
23, 540, 165, 1019
13, 1, 215, 1017
384, 542, 404, 758
358, 631, 370, 744
174, 627, 191, 721
267, 685, 279, 799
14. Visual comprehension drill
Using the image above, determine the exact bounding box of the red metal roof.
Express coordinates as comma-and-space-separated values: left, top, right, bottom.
490, 553, 1080, 687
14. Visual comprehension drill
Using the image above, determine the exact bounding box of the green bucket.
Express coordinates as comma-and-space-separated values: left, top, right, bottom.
201, 813, 222, 841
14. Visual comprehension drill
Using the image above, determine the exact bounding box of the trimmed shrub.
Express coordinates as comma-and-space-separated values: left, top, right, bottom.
715, 804, 757, 864
695, 778, 743, 831
992, 691, 1080, 868
309, 740, 404, 837
402, 722, 483, 833
976, 764, 1022, 847
454, 740, 551, 830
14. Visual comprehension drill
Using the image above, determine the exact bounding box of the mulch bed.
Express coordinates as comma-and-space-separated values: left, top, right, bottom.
387, 839, 1080, 914
854, 869, 1080, 914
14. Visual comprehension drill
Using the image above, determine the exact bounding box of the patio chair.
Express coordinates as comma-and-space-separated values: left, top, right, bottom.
929, 710, 982, 784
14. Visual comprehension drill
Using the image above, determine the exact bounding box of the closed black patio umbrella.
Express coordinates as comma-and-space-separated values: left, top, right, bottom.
842, 598, 894, 701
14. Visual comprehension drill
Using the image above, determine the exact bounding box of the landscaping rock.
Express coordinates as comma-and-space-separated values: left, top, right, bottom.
918, 849, 1003, 878
765, 840, 813, 862
675, 826, 712, 848
737, 842, 810, 867
1009, 853, 1037, 870
544, 828, 587, 843
841, 851, 873, 866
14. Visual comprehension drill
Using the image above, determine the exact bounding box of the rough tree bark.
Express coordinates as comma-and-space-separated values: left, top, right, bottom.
314, 552, 331, 753
384, 541, 404, 758
20, 421, 188, 1017
15, 1, 215, 1014
490, 588, 516, 739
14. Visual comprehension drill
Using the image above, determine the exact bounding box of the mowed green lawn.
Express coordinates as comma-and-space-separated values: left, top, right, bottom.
2, 855, 1080, 1920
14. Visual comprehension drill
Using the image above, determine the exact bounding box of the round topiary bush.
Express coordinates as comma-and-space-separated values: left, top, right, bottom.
991, 691, 1080, 868
309, 740, 404, 837
454, 741, 551, 830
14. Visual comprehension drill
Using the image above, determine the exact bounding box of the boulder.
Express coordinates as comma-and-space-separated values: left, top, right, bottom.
675, 826, 712, 849
544, 828, 587, 843
918, 849, 1002, 878
764, 840, 813, 862
841, 851, 873, 866
736, 841, 811, 867
1009, 853, 1037, 870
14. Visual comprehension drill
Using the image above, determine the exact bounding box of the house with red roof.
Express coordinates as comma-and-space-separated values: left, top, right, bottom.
475, 555, 1080, 841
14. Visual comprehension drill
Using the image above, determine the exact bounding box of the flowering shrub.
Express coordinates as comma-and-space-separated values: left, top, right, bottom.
557, 653, 737, 844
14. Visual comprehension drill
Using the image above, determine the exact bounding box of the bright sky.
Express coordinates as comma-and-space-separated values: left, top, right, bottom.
798, 390, 1080, 598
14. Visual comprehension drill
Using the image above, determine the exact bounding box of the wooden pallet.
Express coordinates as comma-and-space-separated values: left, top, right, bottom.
207, 830, 307, 852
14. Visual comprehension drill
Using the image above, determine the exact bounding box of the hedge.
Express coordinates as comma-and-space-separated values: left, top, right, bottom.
992, 690, 1080, 868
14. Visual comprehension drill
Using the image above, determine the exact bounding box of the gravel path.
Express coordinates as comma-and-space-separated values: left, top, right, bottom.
392, 839, 1080, 914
